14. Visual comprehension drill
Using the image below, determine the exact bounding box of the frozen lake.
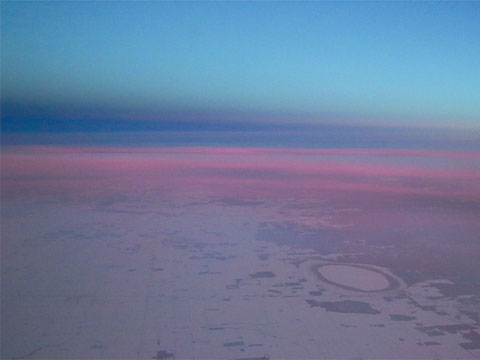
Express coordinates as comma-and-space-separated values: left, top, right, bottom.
314, 265, 392, 292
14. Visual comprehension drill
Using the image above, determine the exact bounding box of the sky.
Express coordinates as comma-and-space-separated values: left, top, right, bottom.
1, 1, 480, 134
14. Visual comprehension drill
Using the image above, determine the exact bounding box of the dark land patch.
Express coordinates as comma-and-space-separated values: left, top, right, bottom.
190, 252, 236, 261
224, 341, 245, 347
226, 279, 243, 289
429, 280, 480, 297
272, 282, 304, 288
267, 289, 281, 294
419, 329, 444, 337
153, 350, 175, 360
120, 243, 141, 254
461, 310, 480, 323
416, 324, 474, 338
408, 298, 438, 312
460, 330, 480, 350
250, 271, 276, 279
198, 271, 220, 275
390, 314, 416, 321
306, 299, 322, 307
258, 253, 269, 261
315, 300, 380, 314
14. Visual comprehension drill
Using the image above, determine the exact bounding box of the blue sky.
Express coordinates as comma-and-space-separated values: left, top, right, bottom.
1, 1, 480, 131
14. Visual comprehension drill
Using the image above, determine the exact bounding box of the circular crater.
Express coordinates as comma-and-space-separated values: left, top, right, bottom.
311, 264, 400, 292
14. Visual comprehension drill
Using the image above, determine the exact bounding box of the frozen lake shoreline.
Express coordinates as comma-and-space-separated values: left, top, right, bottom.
312, 264, 399, 292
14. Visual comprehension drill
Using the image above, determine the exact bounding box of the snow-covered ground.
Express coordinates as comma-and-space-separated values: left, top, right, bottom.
2, 147, 479, 359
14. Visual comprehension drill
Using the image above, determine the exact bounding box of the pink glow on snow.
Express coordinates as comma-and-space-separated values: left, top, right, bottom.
2, 146, 480, 207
